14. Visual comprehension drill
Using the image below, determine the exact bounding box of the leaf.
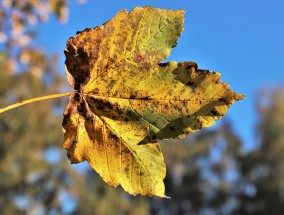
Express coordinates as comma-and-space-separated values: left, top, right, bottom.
62, 6, 245, 197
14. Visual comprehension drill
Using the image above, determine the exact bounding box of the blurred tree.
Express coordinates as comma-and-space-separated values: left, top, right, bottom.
150, 120, 243, 215
0, 0, 73, 74
234, 89, 284, 215
72, 169, 150, 215
0, 48, 81, 214
0, 1, 84, 214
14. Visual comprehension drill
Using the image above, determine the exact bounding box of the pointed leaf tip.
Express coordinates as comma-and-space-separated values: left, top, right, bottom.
236, 93, 246, 101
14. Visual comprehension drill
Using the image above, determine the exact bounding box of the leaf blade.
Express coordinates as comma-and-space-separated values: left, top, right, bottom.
63, 6, 245, 197
63, 94, 166, 196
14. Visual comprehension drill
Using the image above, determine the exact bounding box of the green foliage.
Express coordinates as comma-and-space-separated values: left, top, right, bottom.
0, 1, 82, 214
0, 54, 78, 214
234, 89, 284, 215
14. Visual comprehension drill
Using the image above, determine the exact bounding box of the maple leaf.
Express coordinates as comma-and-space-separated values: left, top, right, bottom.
0, 6, 245, 197
62, 6, 244, 197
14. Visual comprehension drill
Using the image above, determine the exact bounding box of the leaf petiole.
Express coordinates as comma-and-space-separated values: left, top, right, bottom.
0, 92, 74, 114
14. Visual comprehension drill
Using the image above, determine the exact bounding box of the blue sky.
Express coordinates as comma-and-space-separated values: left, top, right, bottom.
38, 0, 284, 150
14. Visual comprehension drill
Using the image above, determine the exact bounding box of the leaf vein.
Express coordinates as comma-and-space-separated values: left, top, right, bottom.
84, 13, 180, 89
96, 114, 153, 178
102, 122, 113, 183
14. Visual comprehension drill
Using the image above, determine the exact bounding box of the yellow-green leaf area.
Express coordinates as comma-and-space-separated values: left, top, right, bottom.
63, 6, 244, 197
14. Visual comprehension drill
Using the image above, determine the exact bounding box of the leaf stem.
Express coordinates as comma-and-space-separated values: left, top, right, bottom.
0, 92, 74, 114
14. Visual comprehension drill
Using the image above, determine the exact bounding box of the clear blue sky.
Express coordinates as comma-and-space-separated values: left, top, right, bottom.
38, 0, 284, 150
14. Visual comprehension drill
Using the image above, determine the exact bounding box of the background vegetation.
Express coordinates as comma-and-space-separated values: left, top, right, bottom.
1, 1, 284, 214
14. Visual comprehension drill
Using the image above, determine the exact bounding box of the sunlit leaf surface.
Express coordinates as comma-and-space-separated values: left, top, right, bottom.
62, 6, 244, 197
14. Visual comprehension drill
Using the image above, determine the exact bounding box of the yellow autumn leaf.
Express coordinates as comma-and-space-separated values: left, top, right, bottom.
61, 6, 244, 197
0, 5, 245, 197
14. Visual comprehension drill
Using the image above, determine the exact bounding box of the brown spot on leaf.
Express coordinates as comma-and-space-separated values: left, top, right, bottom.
124, 167, 129, 173
211, 109, 219, 116
134, 50, 143, 63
